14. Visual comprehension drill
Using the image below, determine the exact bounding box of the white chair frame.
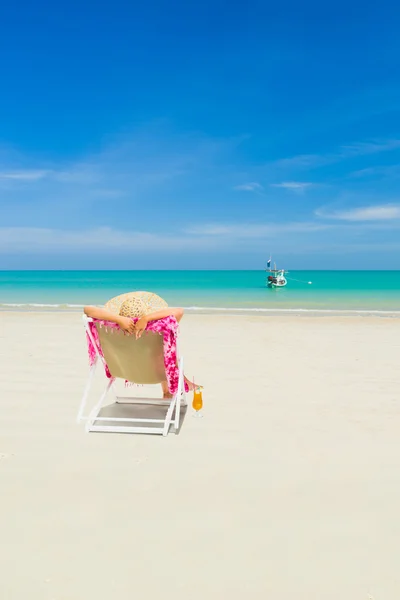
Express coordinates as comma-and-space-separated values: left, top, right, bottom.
77, 316, 186, 436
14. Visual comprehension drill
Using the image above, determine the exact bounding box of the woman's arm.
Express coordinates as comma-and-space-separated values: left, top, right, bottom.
146, 307, 184, 322
84, 306, 119, 322
134, 307, 184, 338
83, 306, 136, 334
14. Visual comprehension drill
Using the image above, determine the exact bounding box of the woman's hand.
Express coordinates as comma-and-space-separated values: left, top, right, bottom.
134, 315, 148, 339
117, 316, 136, 335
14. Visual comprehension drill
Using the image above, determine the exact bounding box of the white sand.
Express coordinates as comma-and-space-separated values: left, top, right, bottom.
1, 311, 400, 599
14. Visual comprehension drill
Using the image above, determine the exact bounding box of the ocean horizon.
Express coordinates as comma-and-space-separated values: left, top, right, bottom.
1, 270, 400, 313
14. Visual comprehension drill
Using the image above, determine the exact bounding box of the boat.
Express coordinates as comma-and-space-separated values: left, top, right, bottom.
265, 257, 288, 288
266, 269, 288, 288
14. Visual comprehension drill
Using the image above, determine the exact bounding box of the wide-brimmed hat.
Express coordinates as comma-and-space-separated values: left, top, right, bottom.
104, 290, 168, 318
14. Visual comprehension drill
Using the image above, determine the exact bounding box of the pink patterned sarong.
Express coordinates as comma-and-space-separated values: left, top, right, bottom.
86, 316, 188, 394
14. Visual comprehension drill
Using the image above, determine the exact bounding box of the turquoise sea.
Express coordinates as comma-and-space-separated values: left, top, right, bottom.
1, 270, 400, 313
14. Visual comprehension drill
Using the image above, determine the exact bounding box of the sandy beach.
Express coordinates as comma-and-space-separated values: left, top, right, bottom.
1, 311, 400, 600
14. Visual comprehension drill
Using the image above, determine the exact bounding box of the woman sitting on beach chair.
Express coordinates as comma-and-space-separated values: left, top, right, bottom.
84, 291, 198, 398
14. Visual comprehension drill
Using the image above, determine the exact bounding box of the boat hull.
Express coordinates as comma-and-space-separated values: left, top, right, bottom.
267, 279, 287, 288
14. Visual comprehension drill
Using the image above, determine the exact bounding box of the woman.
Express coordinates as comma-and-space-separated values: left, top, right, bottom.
84, 292, 197, 397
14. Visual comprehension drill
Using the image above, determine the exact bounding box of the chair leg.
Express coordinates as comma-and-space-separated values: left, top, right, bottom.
77, 362, 97, 423
174, 395, 181, 432
86, 379, 113, 432
174, 356, 185, 432
162, 396, 177, 436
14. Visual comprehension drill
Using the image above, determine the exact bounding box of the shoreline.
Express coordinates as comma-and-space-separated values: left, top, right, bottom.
1, 305, 400, 318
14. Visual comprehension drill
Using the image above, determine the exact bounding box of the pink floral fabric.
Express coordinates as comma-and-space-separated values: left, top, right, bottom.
86, 316, 188, 394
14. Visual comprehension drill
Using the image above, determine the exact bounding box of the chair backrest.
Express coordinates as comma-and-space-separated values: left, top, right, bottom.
96, 325, 166, 384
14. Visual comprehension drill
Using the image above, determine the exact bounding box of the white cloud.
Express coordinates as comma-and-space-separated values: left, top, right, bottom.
0, 220, 331, 255
271, 181, 314, 192
185, 221, 329, 237
0, 226, 247, 254
185, 224, 233, 235
274, 138, 400, 171
233, 182, 264, 192
0, 129, 241, 220
316, 204, 400, 221
348, 167, 377, 178
0, 169, 50, 181
52, 168, 100, 184
340, 139, 400, 157
349, 164, 400, 179
273, 154, 323, 169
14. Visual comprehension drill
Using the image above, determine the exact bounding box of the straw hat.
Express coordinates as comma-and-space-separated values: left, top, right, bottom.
104, 290, 168, 318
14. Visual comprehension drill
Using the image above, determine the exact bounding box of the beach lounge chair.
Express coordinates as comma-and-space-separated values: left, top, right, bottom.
77, 315, 186, 435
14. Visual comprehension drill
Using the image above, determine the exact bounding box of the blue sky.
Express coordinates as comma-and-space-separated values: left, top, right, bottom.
1, 0, 400, 269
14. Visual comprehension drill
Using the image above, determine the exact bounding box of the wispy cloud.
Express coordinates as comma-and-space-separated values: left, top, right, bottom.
0, 220, 330, 255
274, 138, 400, 171
349, 167, 380, 178
340, 139, 400, 156
233, 182, 264, 192
349, 164, 400, 179
52, 168, 101, 184
0, 129, 241, 226
316, 203, 400, 221
273, 154, 323, 169
270, 181, 314, 192
185, 221, 330, 237
0, 169, 50, 181
0, 226, 223, 253
2, 128, 400, 268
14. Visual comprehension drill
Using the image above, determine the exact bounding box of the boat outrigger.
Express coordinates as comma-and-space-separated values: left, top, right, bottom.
266, 257, 288, 288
